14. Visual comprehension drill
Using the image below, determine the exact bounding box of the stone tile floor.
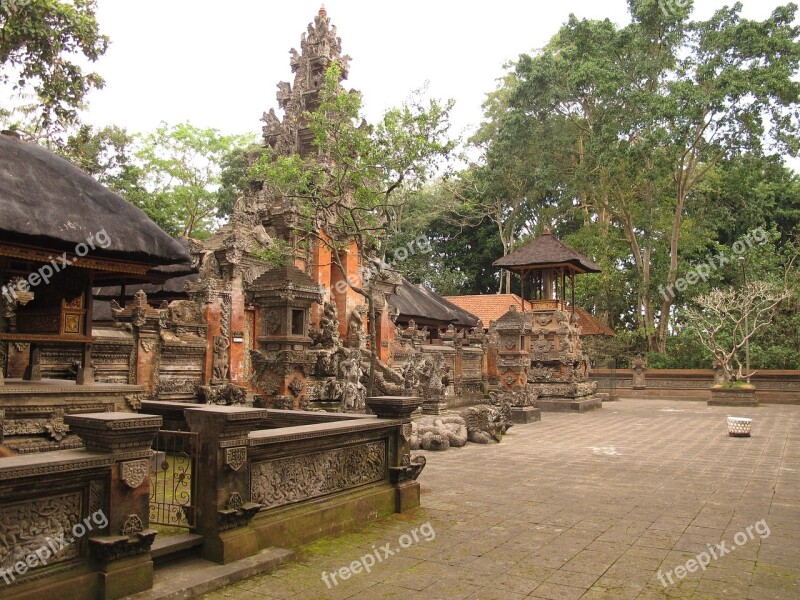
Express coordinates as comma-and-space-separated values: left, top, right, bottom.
200, 399, 800, 599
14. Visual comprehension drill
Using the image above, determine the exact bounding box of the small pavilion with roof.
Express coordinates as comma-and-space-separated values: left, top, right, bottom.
490, 229, 603, 412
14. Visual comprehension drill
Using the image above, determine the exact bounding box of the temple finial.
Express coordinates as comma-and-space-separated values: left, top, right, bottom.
319, 4, 327, 16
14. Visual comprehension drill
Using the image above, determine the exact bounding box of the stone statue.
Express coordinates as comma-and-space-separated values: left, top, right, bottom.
459, 405, 513, 444
409, 416, 468, 451
311, 301, 340, 349
198, 383, 246, 406
333, 348, 366, 412
212, 335, 230, 381
347, 306, 366, 348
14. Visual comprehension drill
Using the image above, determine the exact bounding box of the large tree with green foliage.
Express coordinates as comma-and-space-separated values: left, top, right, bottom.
136, 122, 254, 239
483, 0, 800, 352
0, 0, 108, 134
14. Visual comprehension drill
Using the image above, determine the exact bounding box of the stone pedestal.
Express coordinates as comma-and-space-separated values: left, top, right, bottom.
184, 405, 267, 564
708, 386, 758, 407
64, 412, 162, 599
421, 396, 447, 415
510, 406, 541, 424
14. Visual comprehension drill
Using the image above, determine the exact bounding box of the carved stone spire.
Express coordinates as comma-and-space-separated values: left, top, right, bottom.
261, 9, 351, 157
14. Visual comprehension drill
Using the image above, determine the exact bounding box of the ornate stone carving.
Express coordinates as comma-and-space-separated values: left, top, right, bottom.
121, 514, 144, 536
227, 492, 244, 511
120, 459, 149, 489
459, 405, 513, 444
212, 335, 230, 382
225, 447, 247, 472
198, 383, 247, 405
264, 310, 280, 335
251, 441, 386, 509
0, 492, 81, 572
288, 376, 305, 398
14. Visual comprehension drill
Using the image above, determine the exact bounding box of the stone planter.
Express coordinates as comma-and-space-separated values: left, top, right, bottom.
365, 396, 423, 420
708, 384, 758, 407
727, 416, 752, 437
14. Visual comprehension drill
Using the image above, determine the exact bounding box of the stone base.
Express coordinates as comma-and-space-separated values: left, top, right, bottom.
708, 387, 758, 407
534, 396, 602, 413
97, 554, 154, 600
510, 406, 541, 424
201, 527, 260, 565
395, 481, 421, 512
421, 400, 447, 415
251, 483, 397, 550
76, 367, 95, 385
22, 364, 41, 381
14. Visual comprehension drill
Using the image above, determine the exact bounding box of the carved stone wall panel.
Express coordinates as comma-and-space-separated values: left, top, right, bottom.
251, 441, 386, 509
120, 459, 149, 489
0, 491, 82, 572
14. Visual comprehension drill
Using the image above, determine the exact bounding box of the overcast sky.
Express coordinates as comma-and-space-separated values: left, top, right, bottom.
81, 0, 786, 144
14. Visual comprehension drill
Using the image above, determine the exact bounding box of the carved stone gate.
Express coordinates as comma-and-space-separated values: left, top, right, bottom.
149, 430, 198, 528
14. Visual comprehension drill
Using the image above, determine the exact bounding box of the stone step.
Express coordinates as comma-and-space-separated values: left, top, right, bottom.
125, 547, 295, 600
150, 532, 204, 565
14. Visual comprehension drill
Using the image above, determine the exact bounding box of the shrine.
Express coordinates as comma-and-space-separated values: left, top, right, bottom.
491, 229, 603, 412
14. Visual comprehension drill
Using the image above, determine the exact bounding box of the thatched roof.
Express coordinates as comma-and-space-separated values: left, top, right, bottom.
389, 279, 479, 328
493, 231, 601, 274
0, 132, 190, 267
94, 238, 197, 298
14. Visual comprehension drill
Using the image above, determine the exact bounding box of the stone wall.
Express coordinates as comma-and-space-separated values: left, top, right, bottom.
593, 368, 800, 404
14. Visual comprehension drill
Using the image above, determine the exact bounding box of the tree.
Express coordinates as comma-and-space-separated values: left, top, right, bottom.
0, 0, 108, 134
251, 63, 454, 394
686, 281, 790, 381
61, 124, 145, 198
136, 122, 255, 239
504, 0, 800, 352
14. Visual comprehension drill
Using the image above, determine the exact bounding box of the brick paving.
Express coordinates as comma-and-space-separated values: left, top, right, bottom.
200, 399, 800, 599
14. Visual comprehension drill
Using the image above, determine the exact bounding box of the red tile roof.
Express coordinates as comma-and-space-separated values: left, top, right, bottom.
443, 294, 615, 337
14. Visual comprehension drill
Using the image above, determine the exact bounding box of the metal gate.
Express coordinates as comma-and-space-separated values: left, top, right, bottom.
149, 430, 198, 528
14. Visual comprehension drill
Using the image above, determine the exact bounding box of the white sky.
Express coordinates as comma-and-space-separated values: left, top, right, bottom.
81, 0, 787, 143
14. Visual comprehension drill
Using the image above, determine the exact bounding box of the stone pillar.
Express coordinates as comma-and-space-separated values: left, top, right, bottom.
228, 274, 246, 386
183, 405, 266, 564
365, 396, 425, 513
632, 355, 647, 390
202, 298, 223, 385
311, 235, 332, 328
64, 412, 162, 600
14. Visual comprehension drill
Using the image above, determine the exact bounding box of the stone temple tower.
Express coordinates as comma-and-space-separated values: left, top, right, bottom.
261, 5, 351, 160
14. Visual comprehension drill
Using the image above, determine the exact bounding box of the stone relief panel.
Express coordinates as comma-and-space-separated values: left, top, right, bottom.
0, 492, 82, 573
251, 441, 386, 509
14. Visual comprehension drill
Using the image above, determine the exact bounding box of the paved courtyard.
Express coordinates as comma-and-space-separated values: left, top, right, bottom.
201, 399, 800, 599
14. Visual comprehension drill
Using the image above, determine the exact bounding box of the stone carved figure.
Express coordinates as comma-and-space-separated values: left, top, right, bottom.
198, 383, 247, 406
327, 348, 366, 412
168, 300, 204, 325
459, 405, 513, 444
409, 416, 468, 451
347, 305, 366, 348
310, 301, 340, 349
212, 335, 230, 381
402, 352, 427, 392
